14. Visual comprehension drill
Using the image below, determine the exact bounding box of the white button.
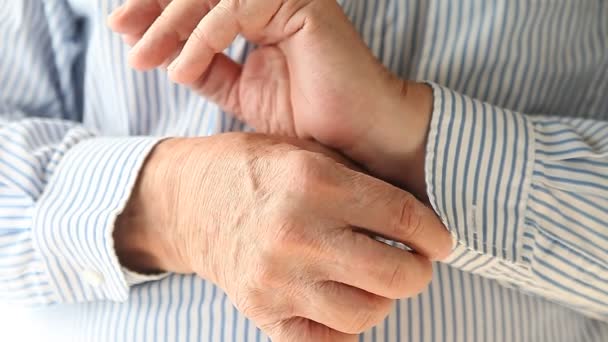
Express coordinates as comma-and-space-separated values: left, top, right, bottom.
81, 270, 104, 287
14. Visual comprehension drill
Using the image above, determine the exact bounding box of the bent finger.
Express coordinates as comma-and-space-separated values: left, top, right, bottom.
107, 0, 168, 36
168, 0, 240, 84
338, 170, 453, 260
326, 229, 433, 299
129, 0, 209, 70
300, 281, 392, 334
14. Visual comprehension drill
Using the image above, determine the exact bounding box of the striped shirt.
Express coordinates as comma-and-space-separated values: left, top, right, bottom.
0, 0, 607, 341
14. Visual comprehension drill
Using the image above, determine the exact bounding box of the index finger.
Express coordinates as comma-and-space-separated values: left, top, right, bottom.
128, 0, 208, 70
168, 0, 240, 84
337, 168, 454, 260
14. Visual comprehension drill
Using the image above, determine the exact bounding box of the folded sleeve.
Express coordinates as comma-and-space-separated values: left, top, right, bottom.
1, 121, 161, 305
425, 83, 608, 321
0, 0, 164, 306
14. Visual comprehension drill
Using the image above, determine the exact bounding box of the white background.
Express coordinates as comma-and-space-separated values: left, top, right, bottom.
0, 303, 74, 341
0, 303, 41, 341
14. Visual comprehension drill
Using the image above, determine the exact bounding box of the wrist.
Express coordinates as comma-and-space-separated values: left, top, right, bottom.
346, 80, 433, 200
114, 138, 194, 275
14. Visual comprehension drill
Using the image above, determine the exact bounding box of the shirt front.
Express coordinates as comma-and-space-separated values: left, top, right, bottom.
0, 0, 607, 341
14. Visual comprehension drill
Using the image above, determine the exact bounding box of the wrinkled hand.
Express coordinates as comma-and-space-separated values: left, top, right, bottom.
107, 0, 411, 154
116, 133, 452, 342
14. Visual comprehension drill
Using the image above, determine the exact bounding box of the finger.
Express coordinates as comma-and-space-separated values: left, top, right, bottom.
107, 0, 167, 36
338, 170, 454, 261
326, 229, 433, 299
129, 0, 209, 70
168, 0, 240, 84
122, 37, 184, 70
270, 317, 358, 342
189, 53, 243, 115
160, 40, 185, 69
300, 281, 392, 335
122, 34, 142, 47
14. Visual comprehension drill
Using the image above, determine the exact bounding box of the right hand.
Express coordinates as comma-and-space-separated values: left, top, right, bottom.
115, 133, 453, 342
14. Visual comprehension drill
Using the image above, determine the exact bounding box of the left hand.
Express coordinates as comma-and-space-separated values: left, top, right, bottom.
108, 0, 433, 196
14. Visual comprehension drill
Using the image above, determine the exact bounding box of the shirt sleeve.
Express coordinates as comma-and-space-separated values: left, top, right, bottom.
0, 1, 163, 306
425, 83, 608, 321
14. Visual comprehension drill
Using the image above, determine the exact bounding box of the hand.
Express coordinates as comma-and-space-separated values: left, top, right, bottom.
107, 0, 394, 147
108, 0, 433, 196
114, 133, 453, 342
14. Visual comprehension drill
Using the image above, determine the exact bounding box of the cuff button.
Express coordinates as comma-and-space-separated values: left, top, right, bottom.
81, 270, 104, 287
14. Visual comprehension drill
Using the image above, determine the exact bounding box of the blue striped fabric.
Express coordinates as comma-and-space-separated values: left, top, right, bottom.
0, 0, 607, 341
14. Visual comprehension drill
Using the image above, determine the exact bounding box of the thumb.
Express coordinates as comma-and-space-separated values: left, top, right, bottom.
239, 46, 297, 136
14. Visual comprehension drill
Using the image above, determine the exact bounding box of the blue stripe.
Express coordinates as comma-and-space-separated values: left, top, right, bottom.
492, 108, 508, 257
532, 170, 608, 194
529, 193, 608, 240
0, 0, 607, 340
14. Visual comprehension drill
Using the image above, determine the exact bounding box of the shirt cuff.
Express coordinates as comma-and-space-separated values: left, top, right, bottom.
122, 267, 169, 287
424, 83, 536, 265
32, 137, 163, 303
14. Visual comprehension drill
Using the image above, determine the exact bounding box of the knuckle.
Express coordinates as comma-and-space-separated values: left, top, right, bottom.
215, 2, 234, 19
253, 241, 287, 289
346, 310, 375, 334
383, 262, 410, 298
285, 150, 318, 171
381, 257, 433, 298
156, 10, 177, 32
282, 151, 325, 193
255, 223, 312, 288
190, 25, 210, 45
253, 260, 284, 289
272, 221, 307, 252
395, 194, 423, 240
235, 289, 294, 329
191, 5, 231, 52
264, 317, 313, 342
270, 219, 325, 264
348, 298, 392, 333
234, 288, 265, 317
397, 258, 433, 297
156, 10, 171, 24
347, 312, 375, 334
155, 10, 191, 41
268, 322, 295, 342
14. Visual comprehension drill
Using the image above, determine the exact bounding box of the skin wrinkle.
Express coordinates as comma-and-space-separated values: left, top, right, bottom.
109, 0, 451, 340
115, 133, 449, 340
